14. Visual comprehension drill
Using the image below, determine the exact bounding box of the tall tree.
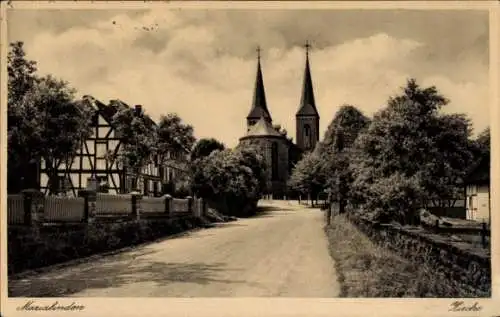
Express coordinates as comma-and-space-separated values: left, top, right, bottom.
317, 105, 370, 219
288, 151, 325, 206
350, 79, 475, 224
8, 42, 94, 193
157, 113, 195, 163
7, 42, 37, 105
475, 127, 490, 157
235, 143, 269, 196
109, 107, 158, 191
190, 138, 225, 162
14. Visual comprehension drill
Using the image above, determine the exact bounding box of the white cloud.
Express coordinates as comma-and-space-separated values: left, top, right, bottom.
21, 9, 489, 147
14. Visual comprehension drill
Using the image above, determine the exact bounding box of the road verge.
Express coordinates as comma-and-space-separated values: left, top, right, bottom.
324, 214, 487, 297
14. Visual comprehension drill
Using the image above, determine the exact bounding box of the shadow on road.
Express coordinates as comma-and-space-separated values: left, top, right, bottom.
246, 205, 302, 219
256, 205, 294, 212
8, 247, 248, 297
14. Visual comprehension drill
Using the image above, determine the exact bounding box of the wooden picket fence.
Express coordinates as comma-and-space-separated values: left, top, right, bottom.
172, 198, 190, 216
7, 194, 24, 225
44, 196, 85, 222
7, 191, 205, 225
96, 193, 133, 215
141, 196, 166, 213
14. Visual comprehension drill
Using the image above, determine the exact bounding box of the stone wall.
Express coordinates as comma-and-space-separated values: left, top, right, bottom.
348, 216, 491, 296
8, 216, 203, 276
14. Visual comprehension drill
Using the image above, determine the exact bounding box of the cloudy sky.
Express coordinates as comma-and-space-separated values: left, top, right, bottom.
8, 8, 490, 147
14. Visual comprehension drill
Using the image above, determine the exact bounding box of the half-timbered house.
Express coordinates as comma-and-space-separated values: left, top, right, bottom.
38, 96, 189, 196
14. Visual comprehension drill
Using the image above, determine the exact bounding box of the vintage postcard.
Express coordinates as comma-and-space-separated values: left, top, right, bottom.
0, 1, 498, 316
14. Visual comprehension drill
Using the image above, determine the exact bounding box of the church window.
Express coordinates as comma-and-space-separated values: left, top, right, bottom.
304, 124, 312, 148
271, 142, 279, 181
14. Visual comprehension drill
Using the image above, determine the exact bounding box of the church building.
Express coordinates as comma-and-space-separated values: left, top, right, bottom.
239, 44, 320, 198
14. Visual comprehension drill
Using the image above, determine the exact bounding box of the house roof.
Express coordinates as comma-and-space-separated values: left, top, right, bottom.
81, 96, 191, 153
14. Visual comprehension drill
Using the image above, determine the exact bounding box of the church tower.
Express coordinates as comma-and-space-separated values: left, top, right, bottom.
246, 47, 272, 131
296, 42, 320, 152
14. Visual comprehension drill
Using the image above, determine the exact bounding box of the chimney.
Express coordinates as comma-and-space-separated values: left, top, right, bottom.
134, 105, 142, 116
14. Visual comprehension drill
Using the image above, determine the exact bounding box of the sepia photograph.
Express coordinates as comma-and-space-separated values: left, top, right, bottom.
0, 1, 498, 315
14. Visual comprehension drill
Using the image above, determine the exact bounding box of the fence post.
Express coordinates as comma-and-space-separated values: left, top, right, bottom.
131, 191, 142, 221
481, 222, 487, 248
202, 199, 207, 218
163, 194, 172, 217
22, 189, 42, 227
78, 189, 96, 223
195, 198, 202, 218
187, 196, 193, 216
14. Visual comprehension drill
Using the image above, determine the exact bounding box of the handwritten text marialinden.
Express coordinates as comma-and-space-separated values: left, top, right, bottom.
17, 301, 85, 311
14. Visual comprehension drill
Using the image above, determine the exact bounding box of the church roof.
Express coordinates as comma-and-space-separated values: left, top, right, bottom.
296, 49, 319, 117
247, 51, 272, 121
244, 116, 282, 138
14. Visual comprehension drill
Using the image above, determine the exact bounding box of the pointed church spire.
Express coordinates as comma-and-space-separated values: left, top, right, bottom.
247, 46, 272, 125
296, 41, 319, 117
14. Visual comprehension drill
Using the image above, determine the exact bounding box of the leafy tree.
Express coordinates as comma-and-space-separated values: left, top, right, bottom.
157, 113, 195, 163
190, 138, 225, 161
8, 42, 94, 193
7, 42, 37, 105
318, 105, 370, 155
235, 143, 269, 196
317, 105, 370, 218
350, 79, 475, 224
475, 127, 490, 157
288, 151, 325, 206
422, 113, 475, 207
190, 146, 266, 217
109, 107, 158, 191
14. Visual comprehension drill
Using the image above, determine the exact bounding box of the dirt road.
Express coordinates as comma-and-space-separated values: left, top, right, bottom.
9, 201, 340, 297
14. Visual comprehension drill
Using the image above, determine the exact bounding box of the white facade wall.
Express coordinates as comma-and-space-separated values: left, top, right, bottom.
466, 184, 490, 223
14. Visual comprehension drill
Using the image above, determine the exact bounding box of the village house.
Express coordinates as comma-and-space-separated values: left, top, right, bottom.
465, 155, 490, 223
37, 96, 189, 197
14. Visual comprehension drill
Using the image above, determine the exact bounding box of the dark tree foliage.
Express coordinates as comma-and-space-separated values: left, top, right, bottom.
157, 113, 196, 163
475, 127, 490, 157
350, 79, 476, 224
190, 145, 267, 217
287, 151, 325, 205
317, 105, 370, 214
190, 138, 225, 161
7, 42, 94, 194
109, 107, 158, 190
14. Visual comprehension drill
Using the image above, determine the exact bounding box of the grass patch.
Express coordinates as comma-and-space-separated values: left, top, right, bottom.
325, 214, 487, 297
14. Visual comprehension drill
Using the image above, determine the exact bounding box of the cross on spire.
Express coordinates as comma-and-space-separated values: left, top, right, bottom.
297, 39, 318, 118
304, 40, 311, 58
256, 46, 261, 61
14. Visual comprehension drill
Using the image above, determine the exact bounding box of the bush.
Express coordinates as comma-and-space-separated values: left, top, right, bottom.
190, 146, 267, 217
